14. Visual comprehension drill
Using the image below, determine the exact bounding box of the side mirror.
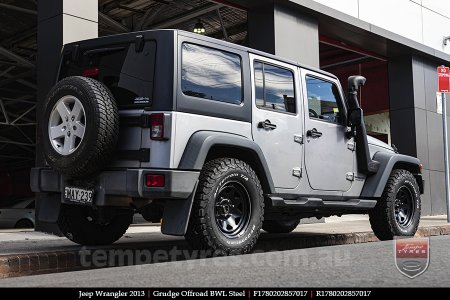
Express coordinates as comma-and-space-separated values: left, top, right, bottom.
348, 108, 363, 127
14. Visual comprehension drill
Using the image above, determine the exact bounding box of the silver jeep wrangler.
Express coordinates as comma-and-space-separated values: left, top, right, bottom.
31, 30, 424, 255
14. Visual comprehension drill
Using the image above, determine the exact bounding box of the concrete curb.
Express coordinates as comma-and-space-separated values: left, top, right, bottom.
1, 225, 449, 279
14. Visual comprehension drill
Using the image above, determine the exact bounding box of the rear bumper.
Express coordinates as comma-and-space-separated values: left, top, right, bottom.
30, 168, 200, 202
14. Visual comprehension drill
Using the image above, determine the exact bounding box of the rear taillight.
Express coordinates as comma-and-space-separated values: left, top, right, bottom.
82, 67, 99, 77
150, 113, 165, 140
145, 174, 165, 187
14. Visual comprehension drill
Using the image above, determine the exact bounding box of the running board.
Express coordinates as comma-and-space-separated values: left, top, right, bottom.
268, 196, 377, 211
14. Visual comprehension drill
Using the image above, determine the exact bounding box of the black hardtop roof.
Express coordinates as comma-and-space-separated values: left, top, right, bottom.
64, 29, 338, 81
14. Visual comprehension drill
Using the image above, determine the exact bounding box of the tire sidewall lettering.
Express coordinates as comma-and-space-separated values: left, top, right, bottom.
210, 169, 261, 247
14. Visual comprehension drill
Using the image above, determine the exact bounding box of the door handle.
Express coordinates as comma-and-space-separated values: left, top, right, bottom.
258, 119, 277, 130
307, 128, 323, 138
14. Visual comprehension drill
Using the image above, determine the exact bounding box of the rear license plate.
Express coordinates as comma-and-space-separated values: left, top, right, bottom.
64, 187, 94, 204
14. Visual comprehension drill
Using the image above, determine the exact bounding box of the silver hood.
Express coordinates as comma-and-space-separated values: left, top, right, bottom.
367, 136, 394, 153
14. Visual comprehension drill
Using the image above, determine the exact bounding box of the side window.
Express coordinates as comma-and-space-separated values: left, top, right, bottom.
181, 43, 242, 105
254, 61, 296, 114
306, 76, 344, 124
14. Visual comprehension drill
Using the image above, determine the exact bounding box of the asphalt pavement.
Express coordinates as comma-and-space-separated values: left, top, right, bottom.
0, 235, 449, 287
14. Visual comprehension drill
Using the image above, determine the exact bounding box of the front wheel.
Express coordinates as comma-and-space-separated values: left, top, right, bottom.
185, 158, 264, 255
369, 169, 421, 240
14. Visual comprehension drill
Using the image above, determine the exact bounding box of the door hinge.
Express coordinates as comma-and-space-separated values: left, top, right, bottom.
346, 172, 355, 182
347, 142, 356, 151
293, 167, 302, 178
294, 134, 304, 144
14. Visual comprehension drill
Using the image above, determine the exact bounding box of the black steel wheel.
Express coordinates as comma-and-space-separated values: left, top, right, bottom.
394, 186, 415, 230
185, 158, 264, 255
370, 169, 421, 240
214, 182, 252, 238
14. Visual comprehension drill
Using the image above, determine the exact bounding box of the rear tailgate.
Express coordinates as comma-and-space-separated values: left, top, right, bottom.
58, 31, 175, 168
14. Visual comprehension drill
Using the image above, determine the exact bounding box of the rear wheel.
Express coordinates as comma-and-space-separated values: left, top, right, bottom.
262, 219, 300, 233
369, 169, 421, 240
58, 204, 133, 246
185, 158, 264, 255
15, 219, 34, 229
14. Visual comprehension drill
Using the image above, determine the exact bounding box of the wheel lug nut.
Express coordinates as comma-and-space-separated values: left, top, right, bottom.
67, 131, 71, 137
65, 116, 68, 122
71, 115, 75, 121
73, 126, 77, 131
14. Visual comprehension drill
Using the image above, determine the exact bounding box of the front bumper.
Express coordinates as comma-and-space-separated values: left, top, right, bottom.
30, 168, 200, 205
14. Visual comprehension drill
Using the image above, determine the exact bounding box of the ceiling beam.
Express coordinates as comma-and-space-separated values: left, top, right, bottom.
0, 139, 35, 147
10, 105, 36, 125
0, 47, 35, 68
1, 28, 37, 49
0, 154, 33, 160
0, 3, 37, 15
0, 106, 35, 123
211, 22, 247, 40
135, 4, 165, 30
0, 66, 16, 78
0, 70, 35, 88
0, 100, 10, 124
216, 9, 229, 41
3, 73, 37, 90
99, 12, 129, 33
206, 0, 246, 11
149, 3, 223, 29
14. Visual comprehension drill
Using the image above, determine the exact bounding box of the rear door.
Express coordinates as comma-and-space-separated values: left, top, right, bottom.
301, 70, 355, 192
250, 54, 303, 189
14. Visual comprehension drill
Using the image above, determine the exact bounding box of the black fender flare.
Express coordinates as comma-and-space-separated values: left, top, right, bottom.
178, 131, 275, 194
361, 152, 423, 198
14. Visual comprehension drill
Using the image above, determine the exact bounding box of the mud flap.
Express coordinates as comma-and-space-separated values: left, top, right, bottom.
161, 181, 197, 236
36, 193, 61, 223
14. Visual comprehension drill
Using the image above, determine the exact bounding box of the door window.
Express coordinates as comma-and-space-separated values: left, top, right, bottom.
306, 76, 344, 124
181, 43, 242, 105
254, 61, 296, 114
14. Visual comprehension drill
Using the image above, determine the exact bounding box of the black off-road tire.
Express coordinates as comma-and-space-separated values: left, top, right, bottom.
369, 169, 421, 240
58, 204, 133, 246
42, 76, 119, 178
262, 219, 300, 234
185, 158, 264, 255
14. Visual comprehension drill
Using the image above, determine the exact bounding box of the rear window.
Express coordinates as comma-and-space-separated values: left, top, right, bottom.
181, 43, 242, 105
59, 41, 157, 108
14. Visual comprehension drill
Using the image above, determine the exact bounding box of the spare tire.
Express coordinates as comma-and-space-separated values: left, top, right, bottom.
42, 76, 119, 178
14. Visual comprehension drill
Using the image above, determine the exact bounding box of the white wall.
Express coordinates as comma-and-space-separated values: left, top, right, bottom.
312, 0, 450, 54
365, 112, 391, 145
